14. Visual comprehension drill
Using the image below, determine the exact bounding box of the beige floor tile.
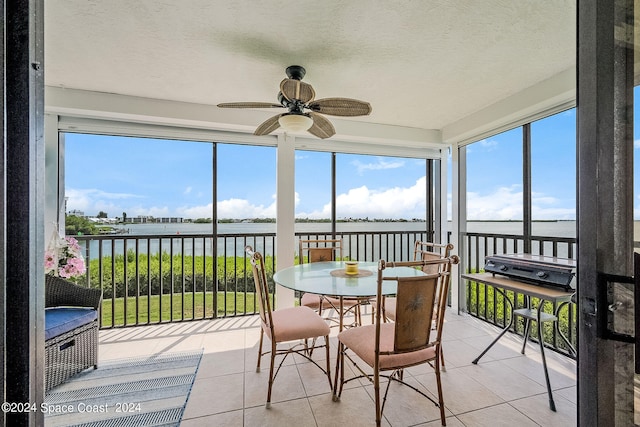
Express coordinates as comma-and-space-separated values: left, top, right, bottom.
201, 328, 249, 352
463, 332, 528, 362
310, 386, 389, 427
554, 385, 577, 405
296, 360, 334, 397
93, 313, 579, 426
244, 363, 307, 408
180, 409, 244, 426
182, 372, 244, 418
442, 317, 492, 340
437, 338, 485, 369
244, 397, 318, 427
367, 379, 449, 426
510, 392, 577, 426
415, 368, 505, 415
500, 351, 576, 390
456, 402, 540, 427
458, 359, 547, 401
416, 416, 466, 427
197, 348, 246, 379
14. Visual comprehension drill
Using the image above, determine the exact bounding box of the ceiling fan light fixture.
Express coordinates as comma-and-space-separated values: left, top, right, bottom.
278, 113, 313, 132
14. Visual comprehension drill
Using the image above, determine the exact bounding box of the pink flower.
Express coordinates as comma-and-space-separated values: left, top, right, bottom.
44, 250, 57, 273
66, 237, 81, 252
45, 235, 86, 279
66, 257, 86, 275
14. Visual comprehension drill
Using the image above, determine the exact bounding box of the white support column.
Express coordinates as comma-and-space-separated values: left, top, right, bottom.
451, 144, 466, 314
275, 133, 296, 308
439, 147, 458, 311
44, 114, 62, 241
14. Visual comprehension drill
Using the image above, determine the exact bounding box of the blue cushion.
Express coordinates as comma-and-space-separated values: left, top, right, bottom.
45, 307, 97, 341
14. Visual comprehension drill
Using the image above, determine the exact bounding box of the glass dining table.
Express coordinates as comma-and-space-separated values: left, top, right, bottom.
272, 260, 427, 330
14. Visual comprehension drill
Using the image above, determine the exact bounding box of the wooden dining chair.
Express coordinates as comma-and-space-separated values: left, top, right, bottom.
245, 246, 332, 408
379, 241, 454, 321
298, 238, 363, 327
376, 241, 455, 369
334, 256, 459, 426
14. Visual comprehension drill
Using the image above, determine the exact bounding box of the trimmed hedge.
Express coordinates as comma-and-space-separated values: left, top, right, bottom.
83, 251, 275, 299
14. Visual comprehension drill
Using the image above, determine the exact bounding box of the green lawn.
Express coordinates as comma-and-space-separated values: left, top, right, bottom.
100, 291, 268, 327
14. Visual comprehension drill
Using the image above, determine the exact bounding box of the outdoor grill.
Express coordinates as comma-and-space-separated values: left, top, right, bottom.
484, 253, 576, 292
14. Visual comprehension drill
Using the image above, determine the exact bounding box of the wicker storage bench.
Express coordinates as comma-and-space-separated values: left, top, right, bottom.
45, 275, 102, 392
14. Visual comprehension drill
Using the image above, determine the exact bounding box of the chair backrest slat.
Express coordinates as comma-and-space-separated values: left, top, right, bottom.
414, 241, 455, 318
413, 241, 454, 274
245, 246, 273, 331
299, 238, 343, 264
392, 274, 440, 352
378, 256, 459, 355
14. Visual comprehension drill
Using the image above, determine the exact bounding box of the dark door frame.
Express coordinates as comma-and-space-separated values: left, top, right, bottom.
577, 0, 635, 425
3, 0, 45, 425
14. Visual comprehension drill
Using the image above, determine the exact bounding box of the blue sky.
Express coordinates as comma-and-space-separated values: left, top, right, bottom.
64, 106, 638, 221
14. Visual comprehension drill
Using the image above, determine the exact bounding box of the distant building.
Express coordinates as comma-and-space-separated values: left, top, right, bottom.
130, 216, 151, 224
121, 216, 183, 224
158, 217, 183, 223
68, 209, 85, 217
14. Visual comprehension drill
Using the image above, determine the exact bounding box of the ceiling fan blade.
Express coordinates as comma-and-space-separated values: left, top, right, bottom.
217, 102, 283, 109
254, 114, 282, 136
307, 98, 372, 116
307, 112, 335, 139
280, 79, 316, 103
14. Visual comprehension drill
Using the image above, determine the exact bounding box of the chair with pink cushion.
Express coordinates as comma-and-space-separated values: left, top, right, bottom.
334, 256, 459, 426
376, 241, 455, 370
245, 246, 332, 408
299, 238, 362, 327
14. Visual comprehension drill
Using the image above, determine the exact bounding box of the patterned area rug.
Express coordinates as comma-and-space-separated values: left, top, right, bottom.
44, 350, 203, 427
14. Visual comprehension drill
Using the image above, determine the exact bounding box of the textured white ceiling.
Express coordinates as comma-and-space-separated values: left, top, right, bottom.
44, 0, 576, 133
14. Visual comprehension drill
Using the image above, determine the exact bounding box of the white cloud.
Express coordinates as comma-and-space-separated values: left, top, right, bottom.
464, 185, 576, 220
216, 197, 276, 219
129, 205, 171, 218
65, 188, 144, 216
351, 158, 405, 175
297, 177, 427, 220
176, 203, 214, 219
467, 139, 499, 154
478, 139, 499, 150
183, 186, 192, 195
69, 182, 579, 222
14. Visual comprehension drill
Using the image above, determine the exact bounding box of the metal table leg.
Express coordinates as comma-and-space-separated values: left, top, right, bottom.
521, 295, 531, 354
472, 287, 514, 364
536, 301, 557, 412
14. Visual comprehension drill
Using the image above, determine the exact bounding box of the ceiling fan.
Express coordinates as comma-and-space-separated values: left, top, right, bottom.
217, 65, 372, 139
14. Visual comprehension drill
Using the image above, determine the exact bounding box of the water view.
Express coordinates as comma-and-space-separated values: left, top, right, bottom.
108, 220, 580, 238
78, 220, 585, 263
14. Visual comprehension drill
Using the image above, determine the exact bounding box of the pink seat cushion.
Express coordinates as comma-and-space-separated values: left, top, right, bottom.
266, 306, 330, 343
301, 293, 361, 310
338, 323, 436, 370
383, 298, 397, 320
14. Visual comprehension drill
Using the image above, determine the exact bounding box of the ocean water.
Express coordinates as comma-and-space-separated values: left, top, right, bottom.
83, 220, 584, 261
110, 220, 580, 237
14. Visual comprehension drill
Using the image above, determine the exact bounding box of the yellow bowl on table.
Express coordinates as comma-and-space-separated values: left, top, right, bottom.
345, 261, 359, 275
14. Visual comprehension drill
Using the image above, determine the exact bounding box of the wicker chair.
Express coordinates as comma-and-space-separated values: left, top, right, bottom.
334, 256, 459, 426
45, 275, 102, 392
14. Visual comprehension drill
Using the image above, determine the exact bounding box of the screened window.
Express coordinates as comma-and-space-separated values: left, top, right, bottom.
531, 109, 576, 237
465, 127, 524, 235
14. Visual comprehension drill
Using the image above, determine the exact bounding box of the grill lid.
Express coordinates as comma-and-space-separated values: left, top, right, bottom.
484, 254, 576, 291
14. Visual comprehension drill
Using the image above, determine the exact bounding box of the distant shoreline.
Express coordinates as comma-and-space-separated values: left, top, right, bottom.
138, 218, 575, 224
